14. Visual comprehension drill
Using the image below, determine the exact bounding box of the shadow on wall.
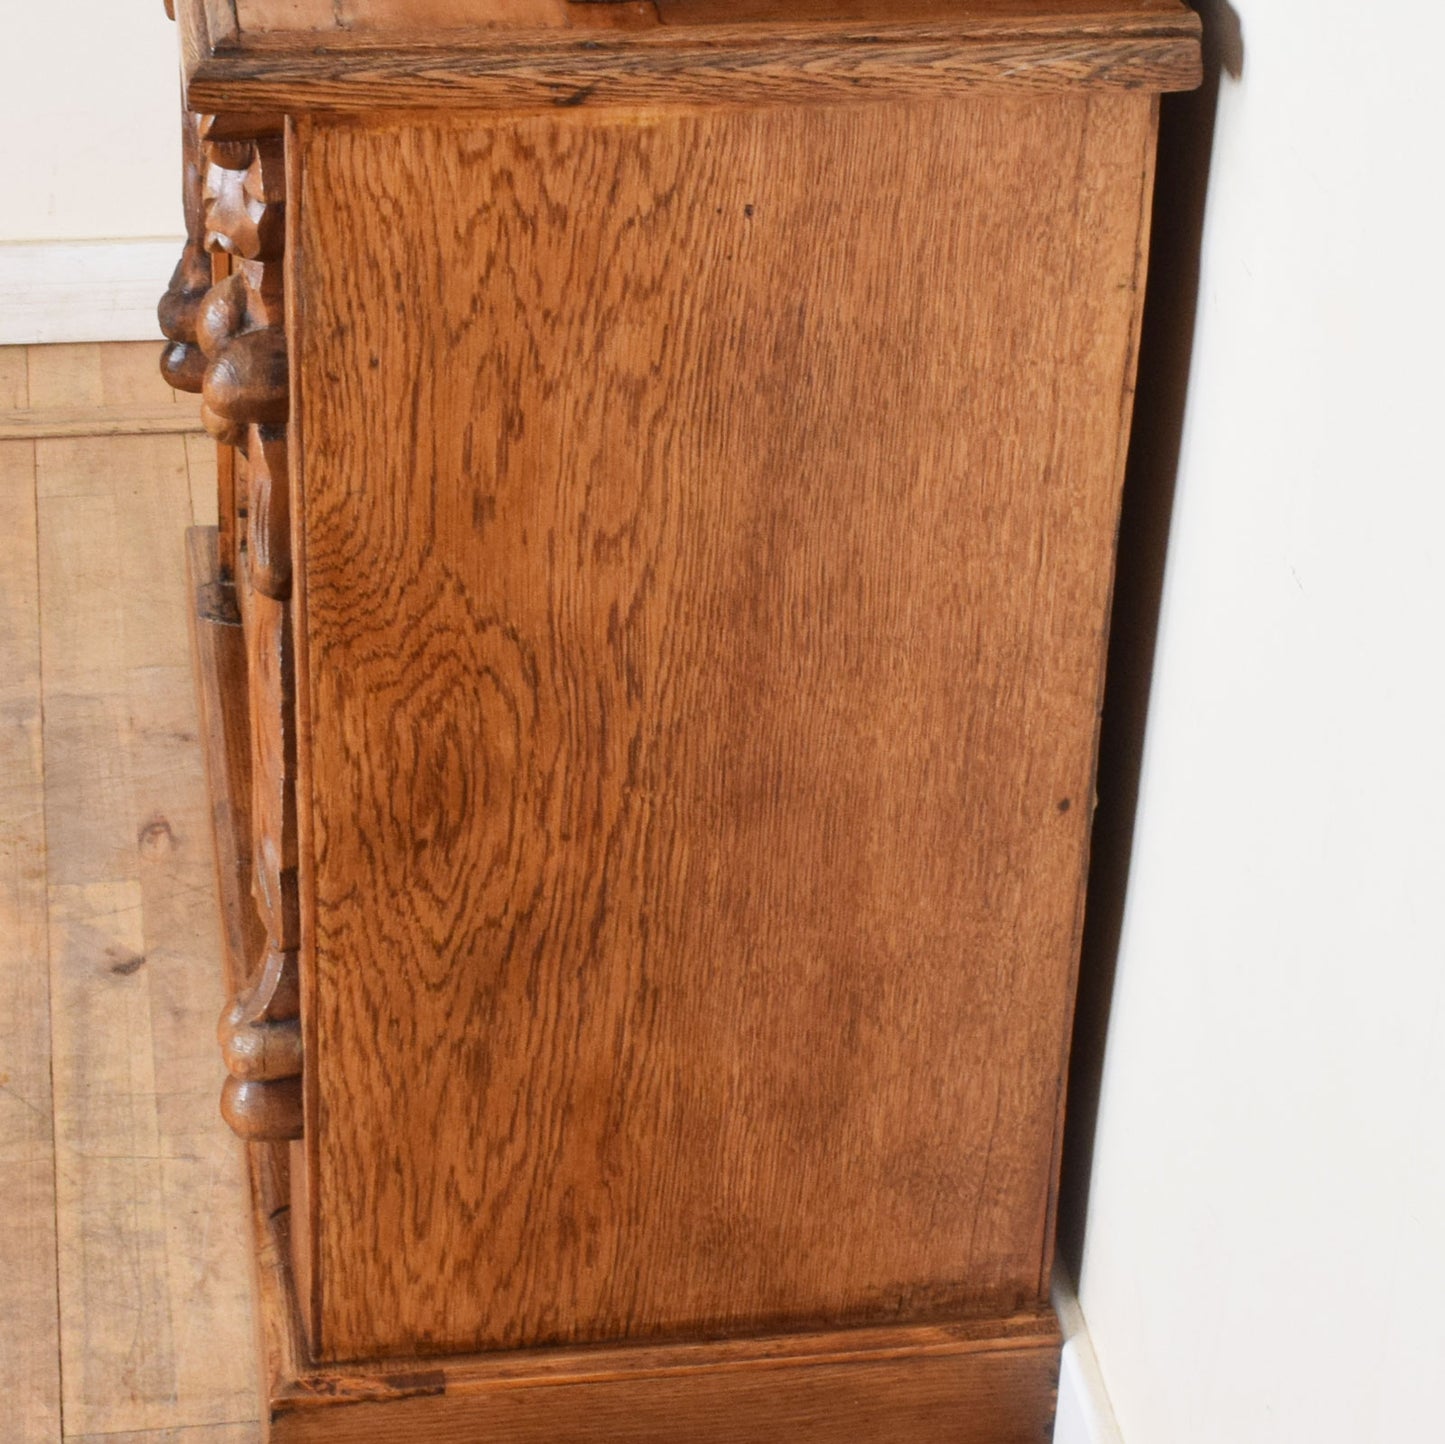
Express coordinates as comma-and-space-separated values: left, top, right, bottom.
1056, 0, 1245, 1276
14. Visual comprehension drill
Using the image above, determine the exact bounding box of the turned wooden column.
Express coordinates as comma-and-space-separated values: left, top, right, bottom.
160, 106, 302, 1143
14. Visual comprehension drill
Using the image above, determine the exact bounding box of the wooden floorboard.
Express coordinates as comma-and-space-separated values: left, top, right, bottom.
0, 404, 207, 442
0, 435, 63, 1444
185, 432, 221, 529
0, 346, 29, 407
66, 1429, 262, 1444
1, 344, 203, 442
28, 343, 178, 412
0, 343, 260, 1443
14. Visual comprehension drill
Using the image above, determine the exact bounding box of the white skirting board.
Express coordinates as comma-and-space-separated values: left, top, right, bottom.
1053, 1270, 1126, 1444
0, 238, 180, 345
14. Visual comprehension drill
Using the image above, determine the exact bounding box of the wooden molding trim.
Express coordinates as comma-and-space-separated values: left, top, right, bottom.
0, 401, 204, 441
250, 1112, 1063, 1443
176, 0, 1202, 113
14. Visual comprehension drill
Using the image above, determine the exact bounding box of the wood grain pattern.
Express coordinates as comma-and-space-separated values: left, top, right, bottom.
292, 92, 1155, 1362
0, 437, 62, 1444
35, 431, 258, 1435
244, 588, 299, 952
191, 532, 304, 1139
187, 528, 265, 1008
269, 1325, 1062, 1443
190, 524, 316, 1427
0, 403, 204, 441
171, 108, 305, 1145
231, 0, 1185, 36
206, 1077, 1060, 1444
227, 561, 304, 1141
0, 346, 29, 407
177, 0, 1201, 112
0, 347, 271, 1442
186, 432, 222, 528
27, 342, 186, 414
197, 1014, 1058, 1444
68, 1429, 260, 1444
244, 425, 292, 599
67, 1428, 261, 1444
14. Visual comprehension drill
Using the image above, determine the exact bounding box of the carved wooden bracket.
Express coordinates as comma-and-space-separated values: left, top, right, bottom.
195, 135, 288, 448
161, 110, 302, 1144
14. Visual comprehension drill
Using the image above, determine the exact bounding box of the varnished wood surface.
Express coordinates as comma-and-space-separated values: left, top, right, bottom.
189, 522, 308, 1433
217, 0, 1193, 38
0, 344, 260, 1443
292, 93, 1155, 1362
209, 1035, 1061, 1444
163, 104, 307, 1145
182, 512, 1065, 1443
269, 1325, 1062, 1443
176, 0, 1201, 112
188, 527, 266, 997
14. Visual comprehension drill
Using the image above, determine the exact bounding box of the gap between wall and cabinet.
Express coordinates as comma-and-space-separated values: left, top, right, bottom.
1053, 1270, 1126, 1444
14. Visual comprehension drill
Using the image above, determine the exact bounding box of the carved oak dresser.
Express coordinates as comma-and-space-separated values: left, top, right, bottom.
157, 1, 1200, 1438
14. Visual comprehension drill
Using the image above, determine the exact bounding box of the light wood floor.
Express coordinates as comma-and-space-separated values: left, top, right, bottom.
1, 344, 262, 1444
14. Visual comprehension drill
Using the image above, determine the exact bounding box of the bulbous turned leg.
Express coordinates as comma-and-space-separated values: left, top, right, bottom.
221, 1075, 303, 1143
158, 244, 211, 394
218, 944, 304, 1142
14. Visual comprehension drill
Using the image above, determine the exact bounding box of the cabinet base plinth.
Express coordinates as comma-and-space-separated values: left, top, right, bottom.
266, 1323, 1062, 1443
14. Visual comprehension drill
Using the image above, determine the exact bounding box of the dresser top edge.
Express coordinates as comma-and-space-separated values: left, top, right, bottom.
176, 0, 1203, 114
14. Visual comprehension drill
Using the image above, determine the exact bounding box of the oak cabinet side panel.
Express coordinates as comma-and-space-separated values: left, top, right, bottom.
293, 94, 1155, 1361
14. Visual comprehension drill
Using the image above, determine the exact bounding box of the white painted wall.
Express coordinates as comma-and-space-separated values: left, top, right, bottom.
0, 0, 183, 340
1079, 3, 1445, 1442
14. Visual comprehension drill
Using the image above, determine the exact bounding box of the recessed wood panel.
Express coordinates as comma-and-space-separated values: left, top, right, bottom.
293, 92, 1154, 1361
